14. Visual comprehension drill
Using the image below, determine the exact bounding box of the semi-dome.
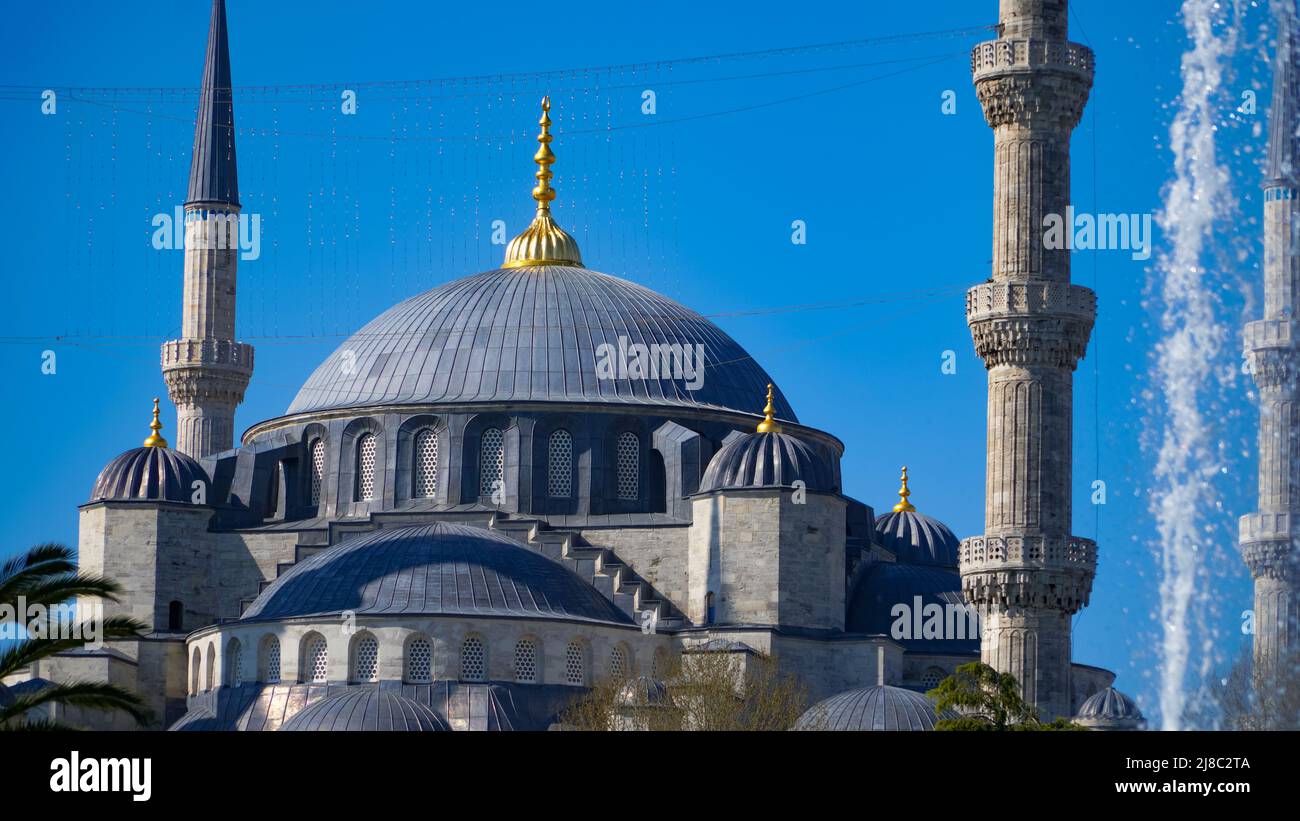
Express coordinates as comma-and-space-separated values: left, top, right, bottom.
280, 688, 450, 732
794, 684, 956, 731
239, 522, 633, 625
873, 468, 959, 567
846, 562, 977, 653
1076, 687, 1145, 730
89, 400, 209, 505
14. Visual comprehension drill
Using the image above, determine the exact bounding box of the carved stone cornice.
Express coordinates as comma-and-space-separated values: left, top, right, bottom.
1244, 320, 1298, 389
161, 337, 253, 408
1239, 513, 1300, 580
971, 39, 1094, 130
959, 534, 1097, 613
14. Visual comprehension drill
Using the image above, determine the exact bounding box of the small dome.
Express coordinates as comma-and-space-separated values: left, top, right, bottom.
615, 677, 673, 709
874, 509, 960, 567
1077, 687, 1144, 723
280, 688, 449, 732
240, 522, 633, 625
698, 432, 836, 494
795, 685, 956, 731
89, 446, 210, 505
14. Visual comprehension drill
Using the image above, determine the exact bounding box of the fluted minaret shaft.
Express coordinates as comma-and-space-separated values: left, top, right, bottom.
960, 0, 1097, 722
1242, 2, 1300, 682
161, 0, 253, 458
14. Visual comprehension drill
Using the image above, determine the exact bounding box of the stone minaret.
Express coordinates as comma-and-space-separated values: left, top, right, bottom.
1241, 4, 1300, 683
161, 0, 253, 458
960, 0, 1098, 721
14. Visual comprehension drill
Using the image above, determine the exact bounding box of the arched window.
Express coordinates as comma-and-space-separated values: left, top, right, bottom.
514, 638, 539, 684
406, 636, 432, 683
547, 429, 573, 498
705, 592, 716, 625
480, 428, 505, 496
564, 640, 586, 686
190, 647, 201, 696
266, 462, 280, 516
651, 647, 670, 680
260, 636, 281, 684
351, 633, 379, 683
356, 433, 377, 501
228, 639, 244, 687
616, 432, 639, 500
414, 429, 438, 499
168, 600, 183, 632
204, 643, 215, 692
461, 636, 486, 682
920, 667, 945, 691
610, 644, 629, 679
309, 438, 325, 506
227, 638, 244, 687
302, 634, 329, 684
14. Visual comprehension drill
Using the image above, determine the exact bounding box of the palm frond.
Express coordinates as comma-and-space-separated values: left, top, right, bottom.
0, 679, 152, 728
0, 616, 149, 679
9, 572, 125, 610
2, 717, 84, 731
0, 544, 79, 603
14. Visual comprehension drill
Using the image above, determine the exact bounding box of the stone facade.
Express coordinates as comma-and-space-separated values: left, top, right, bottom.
960, 0, 1098, 721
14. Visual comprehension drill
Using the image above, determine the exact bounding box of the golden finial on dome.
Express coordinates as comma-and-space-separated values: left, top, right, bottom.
503, 96, 584, 268
143, 397, 169, 448
756, 384, 783, 434
893, 466, 916, 513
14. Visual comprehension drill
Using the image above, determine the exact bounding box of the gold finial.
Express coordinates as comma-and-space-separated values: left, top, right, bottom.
893, 466, 916, 513
142, 397, 169, 448
503, 96, 584, 268
532, 96, 556, 213
756, 384, 783, 434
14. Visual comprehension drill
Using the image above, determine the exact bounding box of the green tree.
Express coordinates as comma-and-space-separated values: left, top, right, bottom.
928, 661, 1087, 731
0, 543, 152, 730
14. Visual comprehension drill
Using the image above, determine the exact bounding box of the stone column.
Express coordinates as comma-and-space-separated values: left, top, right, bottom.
960, 0, 1097, 722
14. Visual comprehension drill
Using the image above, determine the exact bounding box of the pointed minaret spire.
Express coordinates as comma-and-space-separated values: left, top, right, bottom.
1268, 4, 1300, 186
187, 0, 238, 207
162, 0, 254, 457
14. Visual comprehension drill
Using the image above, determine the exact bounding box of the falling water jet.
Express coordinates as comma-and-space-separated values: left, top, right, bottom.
1151, 0, 1243, 730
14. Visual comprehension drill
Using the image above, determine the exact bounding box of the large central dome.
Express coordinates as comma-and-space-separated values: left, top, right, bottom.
287, 264, 796, 420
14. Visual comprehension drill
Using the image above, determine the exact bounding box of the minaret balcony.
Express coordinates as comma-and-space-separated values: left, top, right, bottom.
161, 338, 255, 374
966, 280, 1096, 324
970, 38, 1094, 84
958, 535, 1097, 612
1243, 318, 1294, 353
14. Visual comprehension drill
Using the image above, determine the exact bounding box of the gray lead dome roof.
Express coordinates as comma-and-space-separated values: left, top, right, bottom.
698, 431, 836, 494
286, 265, 796, 420
89, 446, 210, 505
280, 688, 450, 732
240, 522, 633, 625
795, 685, 955, 731
873, 509, 961, 567
1077, 687, 1144, 721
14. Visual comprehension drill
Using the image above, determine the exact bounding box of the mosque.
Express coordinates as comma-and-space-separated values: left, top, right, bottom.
6, 0, 1147, 731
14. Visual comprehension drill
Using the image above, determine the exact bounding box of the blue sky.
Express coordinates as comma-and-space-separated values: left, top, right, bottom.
0, 1, 1272, 723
